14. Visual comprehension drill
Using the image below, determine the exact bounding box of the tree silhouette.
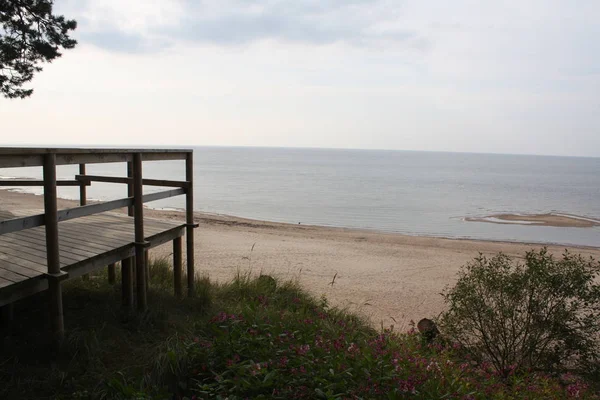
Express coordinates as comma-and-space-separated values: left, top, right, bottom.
0, 0, 76, 99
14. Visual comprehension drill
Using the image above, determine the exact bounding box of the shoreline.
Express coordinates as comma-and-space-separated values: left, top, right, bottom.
2, 189, 600, 328
2, 187, 598, 250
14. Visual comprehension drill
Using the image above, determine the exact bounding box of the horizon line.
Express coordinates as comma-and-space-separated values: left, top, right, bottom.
0, 144, 598, 159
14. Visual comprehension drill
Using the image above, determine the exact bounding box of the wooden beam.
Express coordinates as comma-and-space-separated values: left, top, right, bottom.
173, 237, 182, 299
76, 175, 189, 188
108, 263, 116, 284
133, 153, 147, 311
79, 164, 87, 206
43, 153, 64, 343
0, 180, 88, 187
79, 164, 89, 281
0, 214, 45, 236
121, 257, 133, 310
127, 162, 134, 217
0, 148, 192, 168
143, 188, 186, 203
186, 152, 195, 296
57, 197, 134, 222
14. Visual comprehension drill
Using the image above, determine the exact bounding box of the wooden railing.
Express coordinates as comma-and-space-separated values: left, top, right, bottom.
0, 148, 196, 340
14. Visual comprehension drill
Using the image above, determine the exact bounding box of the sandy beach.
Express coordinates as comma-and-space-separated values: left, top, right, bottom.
2, 189, 600, 329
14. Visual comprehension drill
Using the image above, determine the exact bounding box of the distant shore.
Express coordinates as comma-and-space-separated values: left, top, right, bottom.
2, 188, 600, 328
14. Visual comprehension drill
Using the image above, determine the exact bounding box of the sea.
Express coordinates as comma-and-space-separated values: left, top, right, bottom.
1, 147, 599, 247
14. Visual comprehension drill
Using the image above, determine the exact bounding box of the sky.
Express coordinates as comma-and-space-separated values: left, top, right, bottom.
1, 0, 599, 157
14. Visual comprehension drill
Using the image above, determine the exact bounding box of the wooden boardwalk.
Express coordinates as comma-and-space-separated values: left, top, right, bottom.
0, 209, 184, 307
0, 148, 196, 341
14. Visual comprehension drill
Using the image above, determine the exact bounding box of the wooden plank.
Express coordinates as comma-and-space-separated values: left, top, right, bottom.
55, 223, 134, 246
65, 246, 134, 279
60, 220, 136, 242
5, 232, 102, 259
0, 180, 86, 187
57, 153, 130, 166
0, 148, 192, 155
143, 188, 186, 204
0, 278, 13, 289
0, 278, 48, 308
53, 189, 184, 223
0, 268, 24, 283
76, 175, 189, 188
65, 214, 169, 237
0, 256, 45, 277
0, 237, 82, 265
0, 149, 191, 168
0, 244, 69, 269
15, 228, 116, 253
57, 197, 134, 222
0, 154, 43, 168
0, 213, 45, 236
147, 226, 185, 248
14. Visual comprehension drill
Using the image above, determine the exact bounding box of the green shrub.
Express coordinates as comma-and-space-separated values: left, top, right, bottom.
440, 248, 600, 379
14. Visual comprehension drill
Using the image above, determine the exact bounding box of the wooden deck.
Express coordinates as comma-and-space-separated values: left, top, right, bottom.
0, 148, 196, 340
0, 209, 184, 307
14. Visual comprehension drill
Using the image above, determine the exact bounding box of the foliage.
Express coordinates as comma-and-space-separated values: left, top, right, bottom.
1, 257, 597, 399
440, 248, 600, 379
0, 0, 77, 98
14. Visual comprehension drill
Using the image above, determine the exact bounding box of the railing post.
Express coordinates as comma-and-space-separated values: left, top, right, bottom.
43, 153, 65, 343
133, 153, 147, 311
145, 250, 149, 289
127, 161, 134, 217
185, 152, 195, 296
78, 164, 87, 206
173, 237, 182, 299
108, 263, 116, 284
79, 163, 91, 281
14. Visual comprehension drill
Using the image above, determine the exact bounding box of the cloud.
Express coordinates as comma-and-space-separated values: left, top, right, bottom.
57, 0, 428, 51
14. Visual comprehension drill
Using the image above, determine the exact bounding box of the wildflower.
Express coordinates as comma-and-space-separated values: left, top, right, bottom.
347, 342, 359, 354
297, 344, 310, 355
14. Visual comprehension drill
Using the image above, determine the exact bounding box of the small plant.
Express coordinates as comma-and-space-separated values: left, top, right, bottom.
440, 248, 600, 379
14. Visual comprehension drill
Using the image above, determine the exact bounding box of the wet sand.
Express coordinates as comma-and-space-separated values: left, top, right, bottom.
466, 213, 600, 228
2, 189, 599, 329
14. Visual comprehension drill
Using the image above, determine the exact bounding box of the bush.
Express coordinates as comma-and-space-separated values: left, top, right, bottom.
440, 248, 600, 379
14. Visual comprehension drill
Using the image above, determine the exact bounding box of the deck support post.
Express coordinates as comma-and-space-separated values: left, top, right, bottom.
79, 164, 90, 281
145, 250, 149, 289
43, 153, 65, 343
127, 161, 134, 217
1, 303, 14, 332
79, 164, 87, 206
173, 237, 182, 298
121, 257, 133, 309
185, 152, 195, 296
108, 263, 116, 284
133, 153, 147, 311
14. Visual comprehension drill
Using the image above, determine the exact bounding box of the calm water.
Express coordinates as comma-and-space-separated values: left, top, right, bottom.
2, 147, 599, 247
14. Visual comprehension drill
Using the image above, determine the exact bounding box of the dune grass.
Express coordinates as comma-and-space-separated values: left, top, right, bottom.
0, 258, 596, 399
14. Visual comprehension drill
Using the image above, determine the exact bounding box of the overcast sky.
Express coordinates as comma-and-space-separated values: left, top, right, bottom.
1, 0, 599, 156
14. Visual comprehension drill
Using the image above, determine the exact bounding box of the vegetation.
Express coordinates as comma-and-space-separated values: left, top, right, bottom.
440, 248, 600, 381
0, 0, 77, 98
1, 254, 598, 399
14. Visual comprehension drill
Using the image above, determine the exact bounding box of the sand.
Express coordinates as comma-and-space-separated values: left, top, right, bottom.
466, 213, 600, 228
2, 189, 600, 330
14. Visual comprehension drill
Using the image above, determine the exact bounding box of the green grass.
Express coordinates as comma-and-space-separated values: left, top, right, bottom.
0, 259, 596, 399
